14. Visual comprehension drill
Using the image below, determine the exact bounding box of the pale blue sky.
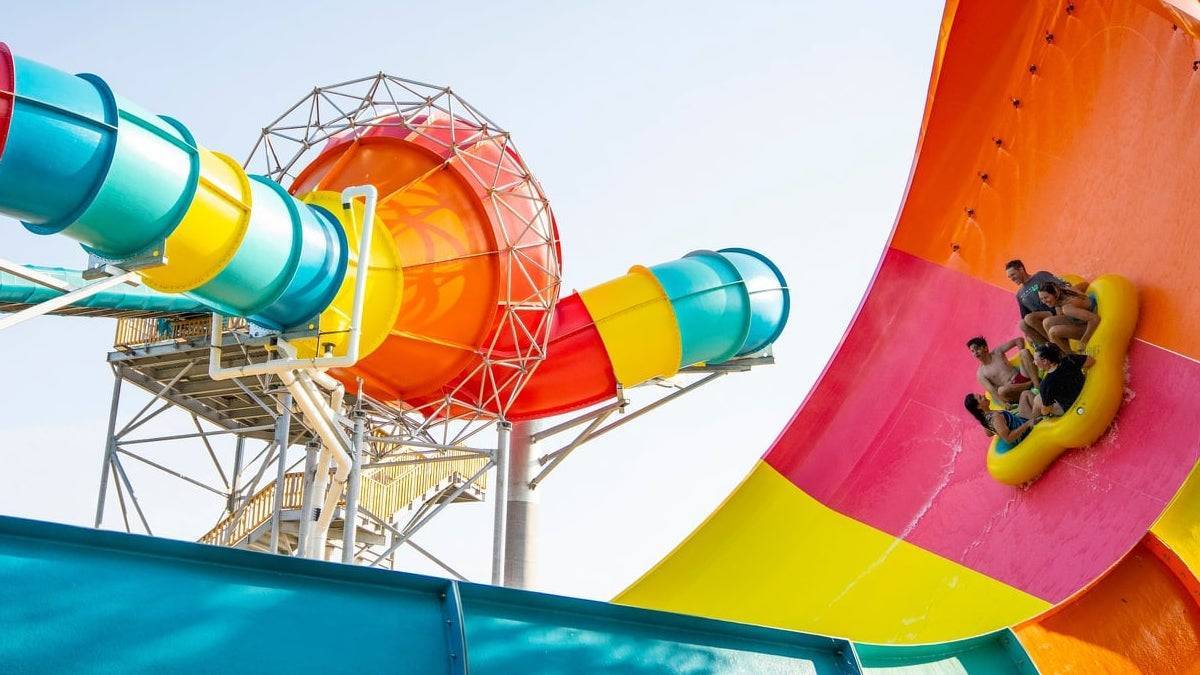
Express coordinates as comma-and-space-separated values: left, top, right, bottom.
0, 1, 941, 598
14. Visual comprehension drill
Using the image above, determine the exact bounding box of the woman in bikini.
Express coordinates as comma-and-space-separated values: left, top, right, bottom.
1037, 283, 1100, 354
964, 392, 1042, 443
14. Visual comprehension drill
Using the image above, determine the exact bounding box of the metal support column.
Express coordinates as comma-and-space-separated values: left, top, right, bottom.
491, 420, 512, 586
269, 393, 293, 554
504, 420, 539, 589
93, 372, 124, 528
296, 441, 320, 557
342, 409, 365, 564
228, 435, 245, 514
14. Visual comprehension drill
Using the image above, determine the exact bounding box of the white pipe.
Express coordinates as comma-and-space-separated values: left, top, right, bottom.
298, 372, 351, 555
208, 184, 378, 381
306, 446, 334, 559
280, 369, 353, 559
309, 369, 345, 415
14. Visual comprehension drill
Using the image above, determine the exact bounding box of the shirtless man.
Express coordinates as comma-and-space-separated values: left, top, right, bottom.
967, 336, 1040, 406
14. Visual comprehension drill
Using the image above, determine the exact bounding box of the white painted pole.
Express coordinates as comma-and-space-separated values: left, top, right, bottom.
504, 420, 539, 589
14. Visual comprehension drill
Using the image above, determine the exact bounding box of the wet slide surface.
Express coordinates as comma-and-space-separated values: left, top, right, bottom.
620, 0, 1200, 664
769, 249, 1200, 604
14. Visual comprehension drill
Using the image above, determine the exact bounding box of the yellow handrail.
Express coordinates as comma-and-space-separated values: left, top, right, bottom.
199, 452, 488, 548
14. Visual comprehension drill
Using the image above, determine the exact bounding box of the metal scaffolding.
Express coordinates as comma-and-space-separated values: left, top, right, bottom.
94, 314, 494, 578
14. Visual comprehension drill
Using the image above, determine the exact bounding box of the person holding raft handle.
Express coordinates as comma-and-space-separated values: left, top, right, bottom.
1037, 283, 1100, 354
964, 392, 1041, 443
964, 343, 1097, 444
1033, 343, 1094, 417
967, 336, 1040, 406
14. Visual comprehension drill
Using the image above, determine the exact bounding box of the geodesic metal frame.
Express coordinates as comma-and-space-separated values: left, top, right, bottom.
244, 73, 562, 446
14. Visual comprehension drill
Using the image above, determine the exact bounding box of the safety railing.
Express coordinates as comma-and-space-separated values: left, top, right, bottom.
200, 473, 305, 547
114, 315, 246, 350
199, 452, 488, 548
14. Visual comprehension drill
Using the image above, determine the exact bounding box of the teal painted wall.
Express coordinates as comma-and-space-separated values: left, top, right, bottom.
0, 516, 1036, 674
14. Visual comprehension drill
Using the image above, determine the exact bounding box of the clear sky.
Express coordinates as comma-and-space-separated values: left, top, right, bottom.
0, 1, 941, 599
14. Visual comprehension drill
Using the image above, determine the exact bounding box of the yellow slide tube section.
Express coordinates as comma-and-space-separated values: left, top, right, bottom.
141, 149, 252, 293
616, 462, 1049, 644
578, 265, 681, 387
292, 191, 404, 362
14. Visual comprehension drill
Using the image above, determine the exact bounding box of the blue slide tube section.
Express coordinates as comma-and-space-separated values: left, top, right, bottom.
60, 96, 199, 259
248, 180, 348, 330
647, 251, 751, 366
0, 48, 346, 330
717, 247, 790, 355
0, 56, 117, 230
646, 247, 790, 367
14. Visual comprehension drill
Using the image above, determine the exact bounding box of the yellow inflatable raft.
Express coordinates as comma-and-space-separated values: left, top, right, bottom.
987, 275, 1139, 485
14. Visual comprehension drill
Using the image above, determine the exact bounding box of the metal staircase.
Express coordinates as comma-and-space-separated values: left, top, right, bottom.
200, 451, 488, 557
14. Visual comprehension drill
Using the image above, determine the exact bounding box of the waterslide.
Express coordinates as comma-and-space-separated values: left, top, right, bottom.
0, 43, 788, 419
2, 0, 1200, 671
616, 0, 1200, 669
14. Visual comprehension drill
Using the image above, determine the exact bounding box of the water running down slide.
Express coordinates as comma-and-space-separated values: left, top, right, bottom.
619, 0, 1200, 668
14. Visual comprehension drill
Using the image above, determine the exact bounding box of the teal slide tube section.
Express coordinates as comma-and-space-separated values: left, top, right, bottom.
0, 55, 117, 230
717, 247, 790, 355
647, 251, 751, 366
188, 176, 302, 323
0, 47, 346, 328
59, 98, 199, 259
249, 184, 348, 330
0, 266, 207, 314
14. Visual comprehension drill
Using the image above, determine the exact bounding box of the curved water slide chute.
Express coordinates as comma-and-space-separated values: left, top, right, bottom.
618, 0, 1200, 669
0, 43, 789, 421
